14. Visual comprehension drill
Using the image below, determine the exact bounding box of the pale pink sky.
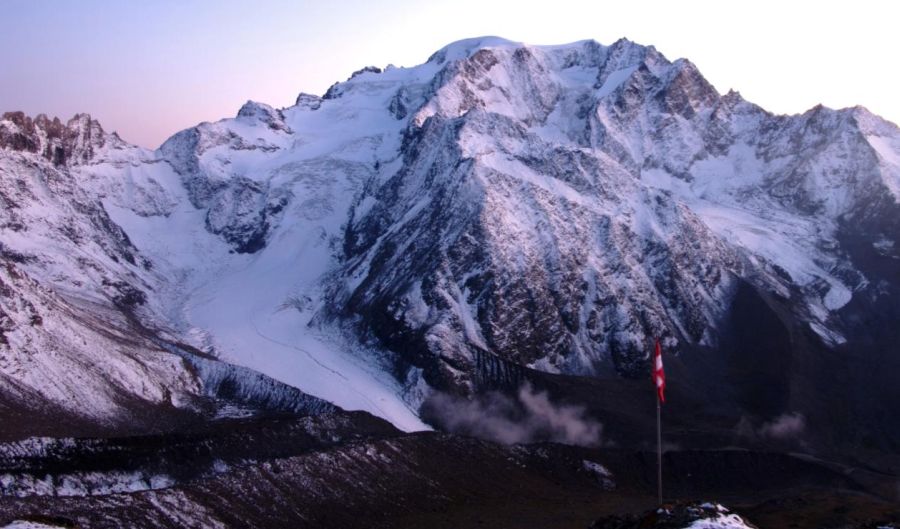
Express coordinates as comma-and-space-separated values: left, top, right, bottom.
2, 0, 897, 148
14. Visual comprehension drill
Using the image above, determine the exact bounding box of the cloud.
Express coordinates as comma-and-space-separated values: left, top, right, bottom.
759, 412, 806, 440
737, 412, 807, 442
421, 382, 602, 447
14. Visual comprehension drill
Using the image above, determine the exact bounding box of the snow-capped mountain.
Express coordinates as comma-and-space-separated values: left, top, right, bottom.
330, 37, 899, 385
1, 37, 899, 447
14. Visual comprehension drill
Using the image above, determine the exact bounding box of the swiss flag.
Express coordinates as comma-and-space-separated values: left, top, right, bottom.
653, 339, 665, 404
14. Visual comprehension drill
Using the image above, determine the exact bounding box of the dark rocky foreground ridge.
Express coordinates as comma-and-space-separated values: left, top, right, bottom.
1, 36, 900, 526
0, 420, 897, 528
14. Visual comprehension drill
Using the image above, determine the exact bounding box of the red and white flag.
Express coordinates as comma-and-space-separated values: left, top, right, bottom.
653, 339, 665, 404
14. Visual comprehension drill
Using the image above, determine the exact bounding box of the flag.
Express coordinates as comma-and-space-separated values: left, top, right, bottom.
653, 338, 665, 404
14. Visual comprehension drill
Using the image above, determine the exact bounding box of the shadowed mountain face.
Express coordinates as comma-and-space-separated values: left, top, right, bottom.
1, 37, 899, 472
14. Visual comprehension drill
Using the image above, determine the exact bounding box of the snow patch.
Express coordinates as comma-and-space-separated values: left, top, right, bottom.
596, 66, 639, 98
684, 513, 755, 529
1, 522, 69, 529
582, 459, 615, 489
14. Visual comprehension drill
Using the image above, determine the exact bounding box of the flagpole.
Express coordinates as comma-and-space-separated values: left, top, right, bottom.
652, 337, 665, 506
657, 388, 662, 505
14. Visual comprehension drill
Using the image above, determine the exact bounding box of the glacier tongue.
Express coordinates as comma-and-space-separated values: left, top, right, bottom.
94, 92, 428, 431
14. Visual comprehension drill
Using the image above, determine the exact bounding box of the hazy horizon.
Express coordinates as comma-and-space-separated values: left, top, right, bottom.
2, 0, 898, 148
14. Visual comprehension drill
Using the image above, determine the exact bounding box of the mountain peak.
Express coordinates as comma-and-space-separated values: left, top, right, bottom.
236, 100, 291, 132
0, 111, 121, 166
295, 92, 322, 110
426, 36, 522, 64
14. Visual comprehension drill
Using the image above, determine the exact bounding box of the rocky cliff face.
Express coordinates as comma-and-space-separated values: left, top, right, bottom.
0, 112, 128, 166
1, 37, 899, 449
